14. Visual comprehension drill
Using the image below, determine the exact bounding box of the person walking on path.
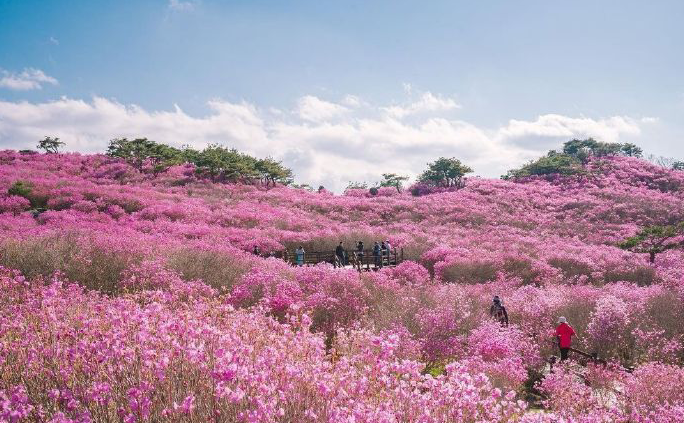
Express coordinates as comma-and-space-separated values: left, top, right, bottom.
555, 316, 576, 361
335, 242, 346, 267
489, 296, 509, 326
295, 246, 305, 266
373, 241, 383, 268
253, 245, 261, 256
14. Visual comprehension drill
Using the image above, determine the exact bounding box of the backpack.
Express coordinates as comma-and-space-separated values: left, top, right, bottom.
492, 304, 506, 322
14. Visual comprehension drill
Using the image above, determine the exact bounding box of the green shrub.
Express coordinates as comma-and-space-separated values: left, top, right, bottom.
7, 180, 48, 209
7, 180, 33, 198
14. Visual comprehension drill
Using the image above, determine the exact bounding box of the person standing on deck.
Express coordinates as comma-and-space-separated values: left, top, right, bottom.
555, 317, 576, 361
356, 241, 365, 270
295, 246, 305, 266
385, 240, 392, 265
373, 242, 382, 268
335, 242, 346, 267
380, 241, 387, 265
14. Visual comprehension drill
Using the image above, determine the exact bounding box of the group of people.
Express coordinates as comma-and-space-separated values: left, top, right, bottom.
253, 241, 395, 269
490, 296, 577, 362
288, 241, 397, 269
345, 240, 393, 269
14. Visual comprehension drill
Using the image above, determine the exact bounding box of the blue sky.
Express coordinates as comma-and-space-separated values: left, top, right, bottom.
1, 0, 683, 190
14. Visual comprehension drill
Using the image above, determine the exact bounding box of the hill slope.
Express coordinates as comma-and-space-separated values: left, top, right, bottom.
0, 150, 683, 421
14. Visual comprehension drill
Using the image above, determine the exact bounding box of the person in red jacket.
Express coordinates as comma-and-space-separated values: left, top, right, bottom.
555, 316, 576, 361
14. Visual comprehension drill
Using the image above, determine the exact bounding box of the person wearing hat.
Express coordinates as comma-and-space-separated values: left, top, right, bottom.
555, 316, 576, 361
490, 296, 509, 326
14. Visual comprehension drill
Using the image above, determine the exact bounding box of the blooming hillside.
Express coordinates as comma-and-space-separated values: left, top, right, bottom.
1, 150, 683, 422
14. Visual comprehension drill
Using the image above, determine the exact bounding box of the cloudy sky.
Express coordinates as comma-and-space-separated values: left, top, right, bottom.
1, 0, 683, 191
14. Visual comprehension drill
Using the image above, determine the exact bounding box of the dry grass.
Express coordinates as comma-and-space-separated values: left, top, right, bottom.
441, 261, 499, 284
0, 232, 143, 293
167, 247, 253, 291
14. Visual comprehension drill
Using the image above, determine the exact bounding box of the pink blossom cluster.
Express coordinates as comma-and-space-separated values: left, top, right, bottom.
0, 268, 528, 422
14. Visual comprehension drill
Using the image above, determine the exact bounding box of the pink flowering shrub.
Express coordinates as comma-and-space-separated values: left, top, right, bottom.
0, 151, 682, 420
538, 365, 610, 418
0, 386, 33, 422
465, 321, 540, 390
381, 260, 431, 287
0, 273, 530, 422
0, 195, 30, 214
586, 295, 635, 362
623, 363, 684, 418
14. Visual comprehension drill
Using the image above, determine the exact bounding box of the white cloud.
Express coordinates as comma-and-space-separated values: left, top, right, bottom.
0, 68, 58, 91
296, 95, 349, 122
497, 114, 642, 151
383, 92, 461, 119
49, 36, 59, 45
0, 94, 648, 192
341, 95, 362, 108
168, 0, 197, 12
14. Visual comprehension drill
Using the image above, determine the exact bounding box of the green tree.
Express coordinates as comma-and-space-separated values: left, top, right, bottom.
561, 138, 599, 163
255, 157, 293, 186
419, 157, 473, 188
505, 139, 645, 179
106, 139, 294, 186
107, 138, 183, 174
590, 142, 623, 157
619, 224, 684, 264
37, 136, 65, 154
621, 143, 643, 158
504, 153, 584, 179
379, 173, 409, 193
562, 138, 623, 161
193, 144, 260, 182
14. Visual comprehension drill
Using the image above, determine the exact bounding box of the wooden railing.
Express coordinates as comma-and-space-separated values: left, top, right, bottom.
278, 248, 404, 270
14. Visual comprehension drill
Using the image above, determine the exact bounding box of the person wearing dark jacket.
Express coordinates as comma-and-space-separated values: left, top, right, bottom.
373, 242, 382, 268
355, 241, 364, 270
490, 296, 509, 326
335, 242, 346, 267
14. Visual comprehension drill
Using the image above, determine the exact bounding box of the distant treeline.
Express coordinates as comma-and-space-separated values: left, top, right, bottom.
30, 136, 684, 192
106, 138, 293, 186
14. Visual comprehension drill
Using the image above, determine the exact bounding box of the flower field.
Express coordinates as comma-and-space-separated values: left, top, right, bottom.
1, 150, 683, 422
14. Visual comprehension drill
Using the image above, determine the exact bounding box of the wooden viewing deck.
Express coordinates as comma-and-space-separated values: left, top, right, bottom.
281, 248, 404, 271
